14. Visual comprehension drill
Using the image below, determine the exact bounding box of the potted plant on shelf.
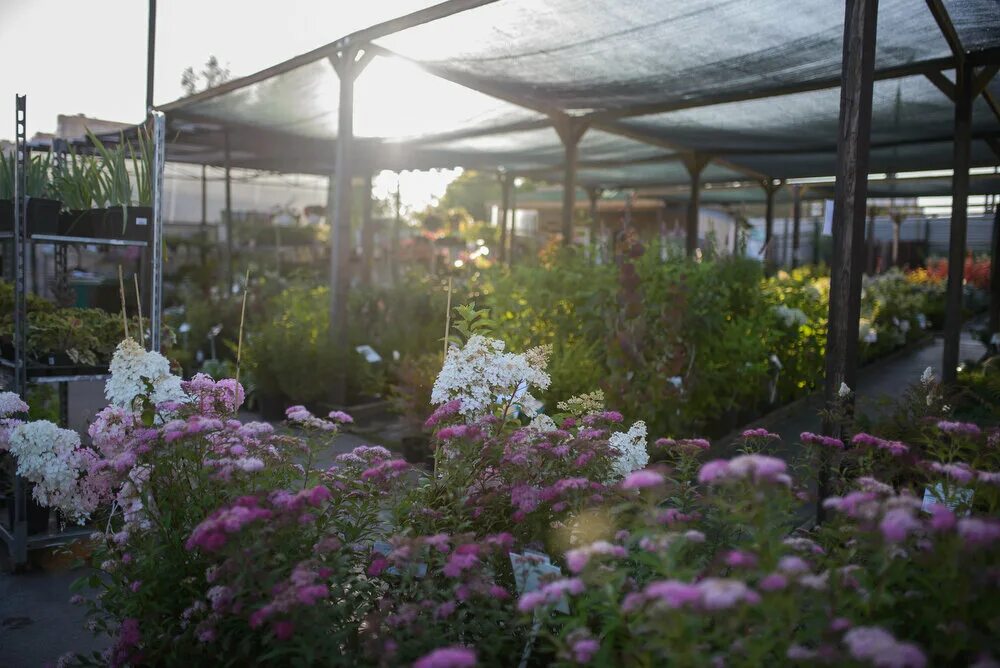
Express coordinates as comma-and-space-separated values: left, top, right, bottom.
53, 148, 106, 238
0, 152, 61, 236
89, 128, 153, 242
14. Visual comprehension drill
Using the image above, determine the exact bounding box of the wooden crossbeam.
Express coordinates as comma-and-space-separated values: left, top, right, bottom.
925, 0, 965, 60
925, 69, 956, 100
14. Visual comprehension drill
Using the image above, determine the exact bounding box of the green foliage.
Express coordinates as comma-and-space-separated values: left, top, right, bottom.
0, 152, 53, 199
447, 302, 495, 347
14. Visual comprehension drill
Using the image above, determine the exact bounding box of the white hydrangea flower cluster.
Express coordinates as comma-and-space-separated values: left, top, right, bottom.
430, 335, 551, 418
608, 420, 649, 480
8, 420, 90, 521
773, 304, 808, 328
105, 339, 187, 410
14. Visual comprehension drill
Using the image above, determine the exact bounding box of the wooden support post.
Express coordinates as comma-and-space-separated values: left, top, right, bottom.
820, 0, 879, 520
891, 214, 903, 266
762, 179, 780, 272
587, 187, 601, 251
553, 118, 588, 246
792, 185, 802, 268
866, 205, 876, 274
224, 130, 233, 294
361, 171, 374, 287
684, 154, 709, 257
989, 203, 1000, 341
329, 45, 374, 403
200, 164, 208, 271
942, 61, 974, 384
498, 172, 511, 265
508, 176, 517, 265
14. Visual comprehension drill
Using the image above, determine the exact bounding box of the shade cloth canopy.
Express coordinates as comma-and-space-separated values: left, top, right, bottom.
153, 0, 1000, 190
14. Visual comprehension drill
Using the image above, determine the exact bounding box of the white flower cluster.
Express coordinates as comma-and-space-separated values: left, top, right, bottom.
430, 335, 551, 418
105, 339, 187, 410
773, 304, 808, 328
608, 420, 649, 480
8, 420, 90, 522
557, 390, 605, 416
0, 391, 29, 417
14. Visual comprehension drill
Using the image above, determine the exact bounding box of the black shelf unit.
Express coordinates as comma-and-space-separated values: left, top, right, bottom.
1, 95, 167, 569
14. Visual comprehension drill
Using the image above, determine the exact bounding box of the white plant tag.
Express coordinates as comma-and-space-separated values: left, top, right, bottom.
136, 217, 148, 226
355, 345, 382, 364
921, 483, 972, 515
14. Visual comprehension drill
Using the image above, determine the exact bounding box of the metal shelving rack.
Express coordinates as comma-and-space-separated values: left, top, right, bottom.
1, 95, 166, 568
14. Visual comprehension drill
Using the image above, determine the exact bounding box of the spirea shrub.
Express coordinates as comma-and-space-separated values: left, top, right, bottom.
19, 334, 997, 667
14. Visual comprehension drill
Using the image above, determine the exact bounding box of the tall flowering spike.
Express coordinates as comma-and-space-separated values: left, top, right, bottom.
105, 338, 187, 410
430, 335, 550, 418
608, 421, 649, 479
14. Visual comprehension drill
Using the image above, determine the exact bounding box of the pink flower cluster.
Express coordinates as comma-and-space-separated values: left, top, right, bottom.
741, 428, 780, 441
655, 437, 710, 453
936, 420, 981, 437
424, 399, 463, 429
566, 540, 627, 573
800, 432, 844, 450
181, 374, 245, 417
623, 578, 760, 613
517, 578, 586, 612
285, 405, 339, 431
851, 432, 910, 456
843, 626, 926, 668
621, 469, 665, 490
414, 646, 477, 668
698, 455, 790, 486
186, 496, 275, 552
247, 560, 332, 639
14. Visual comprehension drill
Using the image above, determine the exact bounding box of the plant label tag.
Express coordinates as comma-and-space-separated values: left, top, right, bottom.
509, 551, 568, 614
822, 200, 834, 236
136, 217, 148, 226
355, 345, 382, 364
921, 483, 972, 515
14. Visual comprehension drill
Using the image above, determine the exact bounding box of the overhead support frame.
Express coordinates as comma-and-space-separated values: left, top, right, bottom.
820, 0, 879, 519
682, 153, 710, 257
552, 116, 589, 246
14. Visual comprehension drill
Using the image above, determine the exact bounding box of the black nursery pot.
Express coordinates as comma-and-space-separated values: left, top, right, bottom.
6, 490, 52, 535
103, 206, 153, 242
0, 198, 61, 236
59, 208, 108, 238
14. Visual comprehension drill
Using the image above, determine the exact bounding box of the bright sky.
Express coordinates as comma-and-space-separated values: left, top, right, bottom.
0, 0, 458, 211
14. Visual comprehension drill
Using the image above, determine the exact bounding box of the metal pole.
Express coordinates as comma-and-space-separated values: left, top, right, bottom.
146, 0, 156, 112
330, 46, 373, 404
224, 130, 233, 294
554, 118, 586, 247
361, 171, 374, 287
891, 214, 902, 266
391, 174, 401, 285
12, 95, 28, 565
942, 61, 974, 384
508, 176, 517, 265
685, 155, 706, 257
792, 184, 802, 268
764, 180, 776, 270
200, 164, 207, 270
989, 203, 1000, 340
820, 0, 879, 520
150, 111, 166, 352
498, 172, 510, 265
866, 205, 876, 274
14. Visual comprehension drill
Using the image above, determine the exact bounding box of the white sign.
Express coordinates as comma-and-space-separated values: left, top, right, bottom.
822, 200, 834, 236
355, 345, 382, 364
921, 483, 972, 514
509, 550, 568, 614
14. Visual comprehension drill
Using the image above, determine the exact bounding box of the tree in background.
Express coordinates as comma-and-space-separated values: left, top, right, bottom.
436, 170, 500, 223
181, 56, 232, 95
